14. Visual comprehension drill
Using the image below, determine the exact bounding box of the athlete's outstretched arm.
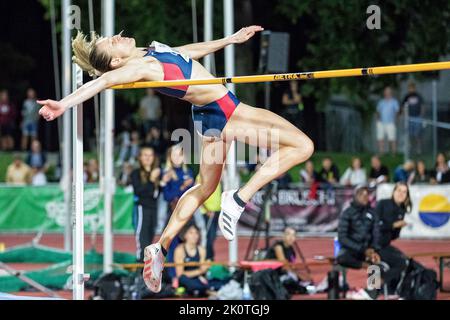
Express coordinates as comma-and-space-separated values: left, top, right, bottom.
175, 25, 263, 60
38, 64, 152, 121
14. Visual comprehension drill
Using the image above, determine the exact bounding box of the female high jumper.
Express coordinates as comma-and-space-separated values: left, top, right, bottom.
37, 26, 314, 292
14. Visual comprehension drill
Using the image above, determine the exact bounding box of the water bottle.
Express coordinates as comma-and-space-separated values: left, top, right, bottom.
333, 237, 341, 257
242, 273, 253, 300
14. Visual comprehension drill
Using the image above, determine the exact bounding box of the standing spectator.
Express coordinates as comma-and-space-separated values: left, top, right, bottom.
26, 139, 47, 170
376, 86, 399, 154
281, 81, 303, 129
139, 89, 162, 133
144, 126, 168, 158
161, 144, 194, 278
432, 153, 450, 184
375, 182, 411, 296
300, 160, 320, 184
21, 88, 40, 150
116, 119, 132, 166
118, 161, 133, 187
368, 155, 389, 186
319, 157, 340, 185
340, 157, 367, 186
196, 174, 221, 260
412, 160, 432, 184
6, 154, 32, 185
402, 82, 425, 155
129, 130, 141, 165
0, 89, 17, 151
130, 147, 160, 262
393, 160, 415, 184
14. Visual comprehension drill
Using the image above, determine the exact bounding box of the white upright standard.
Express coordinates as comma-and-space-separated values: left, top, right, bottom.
72, 63, 86, 300
224, 0, 239, 270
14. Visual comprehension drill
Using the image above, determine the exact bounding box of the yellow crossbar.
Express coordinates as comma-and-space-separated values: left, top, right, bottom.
111, 61, 450, 90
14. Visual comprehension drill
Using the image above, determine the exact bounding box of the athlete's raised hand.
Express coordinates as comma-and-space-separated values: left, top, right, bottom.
229, 25, 264, 44
37, 99, 66, 121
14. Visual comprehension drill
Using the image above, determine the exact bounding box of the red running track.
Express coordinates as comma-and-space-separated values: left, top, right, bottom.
1, 233, 449, 300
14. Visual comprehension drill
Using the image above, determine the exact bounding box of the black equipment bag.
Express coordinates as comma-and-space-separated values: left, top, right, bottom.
249, 269, 290, 300
92, 273, 124, 300
396, 259, 439, 300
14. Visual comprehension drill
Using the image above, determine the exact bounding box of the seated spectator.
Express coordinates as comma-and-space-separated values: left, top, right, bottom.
340, 157, 367, 186
375, 182, 410, 296
319, 157, 340, 184
265, 226, 309, 293
116, 119, 131, 166
412, 160, 433, 184
393, 160, 415, 184
6, 154, 32, 185
129, 130, 141, 165
21, 88, 40, 150
26, 139, 47, 170
337, 185, 381, 299
86, 159, 99, 183
432, 152, 450, 184
368, 155, 389, 186
300, 160, 320, 184
31, 167, 47, 186
174, 224, 223, 296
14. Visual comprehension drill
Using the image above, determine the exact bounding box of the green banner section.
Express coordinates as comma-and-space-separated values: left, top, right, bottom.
0, 184, 134, 233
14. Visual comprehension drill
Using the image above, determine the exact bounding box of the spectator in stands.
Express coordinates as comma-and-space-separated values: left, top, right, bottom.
161, 144, 194, 278
368, 155, 389, 186
26, 139, 47, 170
144, 125, 167, 158
6, 154, 32, 185
300, 160, 320, 184
393, 160, 415, 184
86, 158, 99, 183
340, 157, 367, 186
31, 167, 47, 186
116, 119, 131, 166
375, 182, 410, 296
281, 81, 303, 129
402, 82, 425, 155
174, 224, 223, 296
376, 86, 399, 154
118, 161, 133, 187
21, 88, 40, 150
412, 160, 433, 184
128, 130, 141, 165
0, 89, 17, 151
196, 174, 221, 260
139, 88, 162, 133
319, 157, 340, 185
433, 152, 450, 184
337, 185, 382, 300
130, 146, 160, 262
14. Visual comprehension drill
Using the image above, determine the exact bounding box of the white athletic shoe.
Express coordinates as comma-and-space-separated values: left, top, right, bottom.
346, 288, 374, 300
219, 190, 245, 241
143, 243, 165, 293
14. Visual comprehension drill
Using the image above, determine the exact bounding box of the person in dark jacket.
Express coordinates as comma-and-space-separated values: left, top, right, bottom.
337, 185, 381, 269
375, 182, 411, 295
130, 146, 160, 262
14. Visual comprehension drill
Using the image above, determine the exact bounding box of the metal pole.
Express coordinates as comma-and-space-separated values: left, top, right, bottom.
432, 79, 438, 160
224, 0, 239, 270
62, 0, 72, 252
72, 63, 86, 300
102, 0, 115, 274
203, 0, 213, 72
192, 0, 198, 43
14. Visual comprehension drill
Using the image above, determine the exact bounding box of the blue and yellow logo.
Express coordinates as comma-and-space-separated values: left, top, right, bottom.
418, 194, 450, 228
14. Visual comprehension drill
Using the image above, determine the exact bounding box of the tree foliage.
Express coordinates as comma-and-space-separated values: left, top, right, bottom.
276, 0, 450, 111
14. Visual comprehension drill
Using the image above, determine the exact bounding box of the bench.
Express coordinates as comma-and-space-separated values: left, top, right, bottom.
314, 252, 450, 293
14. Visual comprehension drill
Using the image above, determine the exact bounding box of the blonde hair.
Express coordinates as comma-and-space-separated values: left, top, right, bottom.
72, 30, 111, 77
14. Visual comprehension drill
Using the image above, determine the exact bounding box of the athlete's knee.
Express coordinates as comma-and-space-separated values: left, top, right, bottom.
292, 137, 314, 163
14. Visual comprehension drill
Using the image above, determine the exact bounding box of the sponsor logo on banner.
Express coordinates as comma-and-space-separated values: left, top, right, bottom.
418, 194, 450, 228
